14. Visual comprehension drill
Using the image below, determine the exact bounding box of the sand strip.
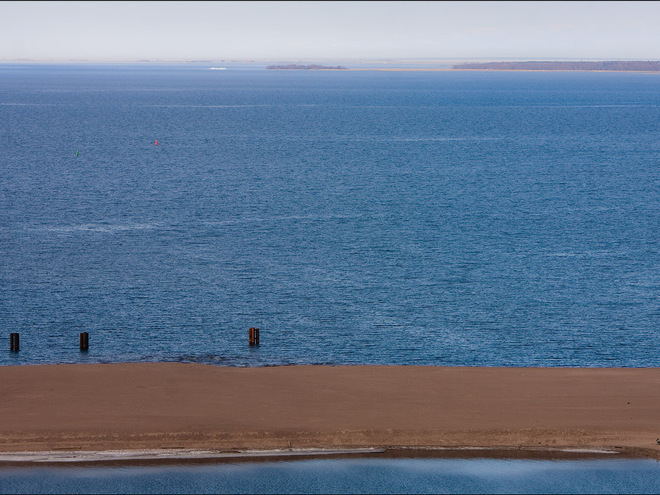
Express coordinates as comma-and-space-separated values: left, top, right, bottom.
0, 447, 387, 466
345, 68, 660, 73
0, 447, 630, 467
0, 363, 658, 459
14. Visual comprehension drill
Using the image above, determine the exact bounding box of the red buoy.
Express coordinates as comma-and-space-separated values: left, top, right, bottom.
155, 139, 158, 146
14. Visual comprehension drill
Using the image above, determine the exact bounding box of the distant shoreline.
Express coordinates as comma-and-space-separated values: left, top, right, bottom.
453, 61, 660, 72
345, 68, 660, 73
266, 64, 348, 70
2, 61, 660, 74
1, 363, 658, 462
269, 60, 660, 73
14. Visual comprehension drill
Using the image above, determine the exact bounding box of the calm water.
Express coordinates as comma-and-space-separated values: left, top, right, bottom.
1, 458, 660, 494
0, 64, 658, 367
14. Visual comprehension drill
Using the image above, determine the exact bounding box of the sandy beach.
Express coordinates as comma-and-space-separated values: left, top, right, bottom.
0, 363, 659, 460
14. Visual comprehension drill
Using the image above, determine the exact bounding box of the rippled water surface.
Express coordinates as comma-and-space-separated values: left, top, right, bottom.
1, 64, 659, 367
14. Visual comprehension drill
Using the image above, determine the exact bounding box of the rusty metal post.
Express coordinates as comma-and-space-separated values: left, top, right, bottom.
80, 332, 89, 351
10, 333, 19, 351
249, 327, 260, 346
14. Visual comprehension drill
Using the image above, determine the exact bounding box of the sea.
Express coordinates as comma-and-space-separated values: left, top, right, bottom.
0, 63, 659, 493
1, 63, 658, 368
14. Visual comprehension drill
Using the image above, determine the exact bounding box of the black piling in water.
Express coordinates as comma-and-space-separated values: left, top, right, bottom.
10, 333, 19, 351
80, 332, 89, 351
249, 327, 260, 346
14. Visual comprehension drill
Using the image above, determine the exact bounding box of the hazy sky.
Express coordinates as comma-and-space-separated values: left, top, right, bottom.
2, 1, 660, 62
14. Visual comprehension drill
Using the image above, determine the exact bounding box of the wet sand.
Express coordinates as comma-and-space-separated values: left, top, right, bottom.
0, 363, 659, 459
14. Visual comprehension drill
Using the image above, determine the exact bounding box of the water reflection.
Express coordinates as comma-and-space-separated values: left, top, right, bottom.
1, 458, 660, 494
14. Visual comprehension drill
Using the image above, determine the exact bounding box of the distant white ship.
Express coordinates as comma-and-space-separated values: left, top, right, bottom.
209, 67, 227, 70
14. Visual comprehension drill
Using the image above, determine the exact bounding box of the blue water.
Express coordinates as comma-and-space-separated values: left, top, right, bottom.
1, 64, 659, 367
1, 458, 660, 494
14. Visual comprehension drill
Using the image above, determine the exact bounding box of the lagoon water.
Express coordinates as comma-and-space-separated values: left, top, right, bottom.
2, 458, 660, 494
1, 63, 658, 368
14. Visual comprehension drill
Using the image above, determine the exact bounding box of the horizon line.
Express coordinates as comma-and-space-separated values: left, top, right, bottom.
2, 57, 660, 64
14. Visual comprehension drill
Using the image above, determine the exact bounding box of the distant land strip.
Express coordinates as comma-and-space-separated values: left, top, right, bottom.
452, 61, 660, 71
266, 64, 347, 70
266, 61, 660, 72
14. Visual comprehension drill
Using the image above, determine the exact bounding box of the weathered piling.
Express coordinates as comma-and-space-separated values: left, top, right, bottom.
249, 327, 260, 346
79, 332, 89, 351
10, 333, 19, 351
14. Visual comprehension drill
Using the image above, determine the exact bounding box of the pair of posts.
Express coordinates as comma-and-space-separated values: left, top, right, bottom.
9, 332, 89, 351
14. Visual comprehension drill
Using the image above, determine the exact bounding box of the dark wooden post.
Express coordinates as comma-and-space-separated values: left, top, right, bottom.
249, 327, 260, 346
10, 333, 19, 351
80, 332, 89, 351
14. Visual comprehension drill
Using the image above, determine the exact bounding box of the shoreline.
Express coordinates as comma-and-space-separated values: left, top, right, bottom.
264, 67, 660, 73
0, 446, 644, 467
1, 363, 659, 461
344, 68, 660, 73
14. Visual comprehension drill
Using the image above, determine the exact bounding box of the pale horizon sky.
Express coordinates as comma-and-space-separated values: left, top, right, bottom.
2, 1, 660, 62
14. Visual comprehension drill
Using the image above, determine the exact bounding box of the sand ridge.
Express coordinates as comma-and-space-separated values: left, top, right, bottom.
0, 363, 658, 458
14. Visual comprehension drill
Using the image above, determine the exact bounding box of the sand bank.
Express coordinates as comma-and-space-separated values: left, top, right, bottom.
0, 363, 658, 460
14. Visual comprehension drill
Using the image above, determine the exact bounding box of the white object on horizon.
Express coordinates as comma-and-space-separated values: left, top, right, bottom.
209, 67, 227, 70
